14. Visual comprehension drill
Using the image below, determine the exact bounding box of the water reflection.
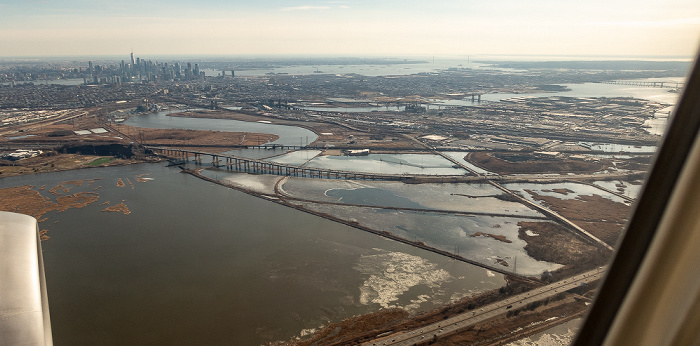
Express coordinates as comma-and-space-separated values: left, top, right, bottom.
325, 187, 425, 209
266, 149, 322, 165
1, 163, 504, 345
295, 202, 561, 276
304, 153, 467, 175
504, 182, 629, 205
280, 177, 541, 217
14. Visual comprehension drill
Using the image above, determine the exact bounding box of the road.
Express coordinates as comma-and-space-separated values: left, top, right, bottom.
439, 142, 617, 251
489, 180, 615, 251
364, 267, 605, 346
489, 171, 642, 182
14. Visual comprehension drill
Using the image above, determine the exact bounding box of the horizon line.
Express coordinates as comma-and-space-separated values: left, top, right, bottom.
0, 53, 694, 62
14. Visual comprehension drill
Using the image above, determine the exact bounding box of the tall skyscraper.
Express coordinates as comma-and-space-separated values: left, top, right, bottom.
130, 51, 135, 66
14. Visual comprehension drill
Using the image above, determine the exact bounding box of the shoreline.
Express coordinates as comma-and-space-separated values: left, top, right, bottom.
179, 166, 535, 280
172, 165, 613, 344
0, 152, 162, 179
0, 152, 615, 345
177, 165, 612, 277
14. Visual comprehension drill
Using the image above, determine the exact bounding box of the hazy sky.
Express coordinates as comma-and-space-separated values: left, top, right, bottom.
1, 0, 699, 57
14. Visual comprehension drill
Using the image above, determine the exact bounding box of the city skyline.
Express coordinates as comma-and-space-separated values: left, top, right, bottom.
1, 0, 699, 57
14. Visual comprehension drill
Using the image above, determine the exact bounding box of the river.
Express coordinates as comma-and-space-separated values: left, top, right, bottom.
125, 109, 318, 146
6, 58, 685, 344
1, 163, 505, 345
298, 80, 683, 113
284, 59, 686, 114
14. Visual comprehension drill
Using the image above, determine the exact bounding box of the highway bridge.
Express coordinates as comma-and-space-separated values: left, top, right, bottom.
152, 146, 625, 251
147, 146, 472, 181
602, 80, 684, 89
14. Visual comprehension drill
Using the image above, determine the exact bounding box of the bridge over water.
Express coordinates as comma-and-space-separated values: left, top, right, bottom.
150, 146, 623, 251
602, 80, 684, 89
147, 146, 470, 181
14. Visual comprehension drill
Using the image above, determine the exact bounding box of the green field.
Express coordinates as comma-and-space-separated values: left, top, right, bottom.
87, 157, 114, 166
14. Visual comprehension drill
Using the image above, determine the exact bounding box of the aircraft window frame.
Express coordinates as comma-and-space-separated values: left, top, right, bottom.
573, 50, 700, 345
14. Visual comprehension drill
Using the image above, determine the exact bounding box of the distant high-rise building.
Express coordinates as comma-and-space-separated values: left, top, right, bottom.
175, 63, 181, 78
130, 51, 135, 66
231, 70, 235, 77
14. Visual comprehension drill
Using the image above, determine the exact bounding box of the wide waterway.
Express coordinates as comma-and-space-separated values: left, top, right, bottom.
1, 164, 505, 345
298, 81, 682, 114
125, 109, 318, 146
58, 72, 677, 343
